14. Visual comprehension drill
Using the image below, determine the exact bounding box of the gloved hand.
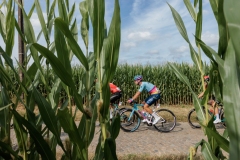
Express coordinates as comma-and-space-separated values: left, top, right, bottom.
127, 98, 133, 103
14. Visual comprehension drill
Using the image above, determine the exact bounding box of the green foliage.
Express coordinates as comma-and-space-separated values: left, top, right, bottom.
0, 0, 121, 159
5, 63, 209, 105
169, 0, 240, 159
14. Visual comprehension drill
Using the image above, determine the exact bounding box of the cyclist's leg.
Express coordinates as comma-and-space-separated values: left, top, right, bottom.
144, 94, 161, 124
208, 96, 220, 123
110, 92, 122, 119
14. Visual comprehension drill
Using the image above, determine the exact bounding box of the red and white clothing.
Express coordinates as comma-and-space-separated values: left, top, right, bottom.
109, 83, 121, 94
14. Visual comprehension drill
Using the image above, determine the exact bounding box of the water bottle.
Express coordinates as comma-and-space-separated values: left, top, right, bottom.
139, 110, 147, 119
143, 112, 148, 118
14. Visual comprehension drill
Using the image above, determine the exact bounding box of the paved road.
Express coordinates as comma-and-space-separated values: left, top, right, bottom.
88, 122, 225, 157
11, 121, 226, 159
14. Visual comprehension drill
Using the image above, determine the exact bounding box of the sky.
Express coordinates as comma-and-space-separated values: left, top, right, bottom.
0, 0, 219, 66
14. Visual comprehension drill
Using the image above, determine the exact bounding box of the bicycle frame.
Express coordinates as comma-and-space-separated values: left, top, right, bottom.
128, 102, 158, 122
112, 102, 126, 117
129, 103, 145, 119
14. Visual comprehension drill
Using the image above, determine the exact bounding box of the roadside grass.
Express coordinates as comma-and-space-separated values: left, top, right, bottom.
89, 153, 204, 160
118, 154, 204, 160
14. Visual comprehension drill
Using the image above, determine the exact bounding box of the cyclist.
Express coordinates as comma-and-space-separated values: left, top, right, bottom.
127, 75, 161, 125
109, 82, 122, 119
198, 75, 221, 124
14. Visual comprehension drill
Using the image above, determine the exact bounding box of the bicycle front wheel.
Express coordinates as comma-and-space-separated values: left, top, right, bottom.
220, 109, 226, 128
120, 109, 141, 132
188, 108, 201, 129
153, 109, 176, 132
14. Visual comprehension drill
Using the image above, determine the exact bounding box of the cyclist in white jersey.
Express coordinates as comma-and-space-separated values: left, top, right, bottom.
127, 75, 161, 124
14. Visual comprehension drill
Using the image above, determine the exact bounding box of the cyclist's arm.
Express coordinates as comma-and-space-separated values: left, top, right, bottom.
198, 91, 204, 98
131, 91, 141, 101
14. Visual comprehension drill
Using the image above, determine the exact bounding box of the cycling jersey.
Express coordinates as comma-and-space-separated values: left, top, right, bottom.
138, 82, 159, 94
109, 83, 121, 94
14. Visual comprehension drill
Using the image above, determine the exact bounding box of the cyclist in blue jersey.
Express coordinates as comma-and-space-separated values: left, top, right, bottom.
127, 75, 161, 124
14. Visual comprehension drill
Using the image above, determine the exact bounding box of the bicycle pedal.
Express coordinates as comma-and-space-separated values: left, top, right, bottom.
146, 123, 152, 126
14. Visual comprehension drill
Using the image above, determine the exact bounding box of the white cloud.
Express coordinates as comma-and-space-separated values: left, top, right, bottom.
201, 31, 219, 46
170, 45, 189, 54
146, 50, 159, 55
203, 9, 209, 15
127, 31, 152, 40
121, 42, 136, 51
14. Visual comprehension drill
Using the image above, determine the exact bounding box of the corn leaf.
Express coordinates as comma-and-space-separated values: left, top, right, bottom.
224, 0, 240, 65
168, 3, 190, 43
88, 95, 98, 146
13, 116, 28, 155
47, 0, 57, 31
65, 0, 69, 11
200, 139, 218, 160
194, 0, 198, 8
68, 3, 75, 23
209, 0, 218, 21
110, 113, 120, 140
0, 141, 23, 160
20, 5, 43, 76
70, 19, 78, 60
14, 19, 27, 43
32, 87, 66, 152
88, 0, 105, 59
168, 63, 206, 124
5, 0, 15, 57
195, 0, 202, 46
219, 40, 240, 159
32, 43, 75, 89
80, 0, 89, 48
217, 0, 228, 58
189, 44, 202, 71
104, 0, 121, 82
0, 10, 6, 41
0, 103, 12, 111
46, 0, 49, 15
57, 107, 86, 159
34, 0, 49, 44
201, 125, 229, 152
27, 3, 35, 18
48, 78, 62, 111
54, 22, 71, 73
104, 138, 117, 160
54, 18, 89, 70
58, 0, 68, 24
183, 0, 196, 22
12, 109, 56, 160
195, 37, 216, 64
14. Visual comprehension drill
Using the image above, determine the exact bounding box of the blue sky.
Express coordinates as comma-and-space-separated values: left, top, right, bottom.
1, 0, 219, 65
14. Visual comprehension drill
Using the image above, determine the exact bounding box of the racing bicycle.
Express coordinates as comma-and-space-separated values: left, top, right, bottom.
120, 100, 176, 132
188, 101, 226, 128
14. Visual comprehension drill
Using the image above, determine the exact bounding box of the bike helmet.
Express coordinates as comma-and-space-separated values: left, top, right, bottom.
134, 75, 143, 81
204, 75, 210, 82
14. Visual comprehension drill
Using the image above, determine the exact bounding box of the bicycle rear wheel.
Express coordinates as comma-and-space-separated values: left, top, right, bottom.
188, 108, 201, 128
120, 108, 141, 132
153, 109, 176, 132
220, 109, 226, 128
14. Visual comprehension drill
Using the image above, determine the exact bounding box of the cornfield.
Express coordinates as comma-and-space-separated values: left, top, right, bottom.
8, 63, 209, 105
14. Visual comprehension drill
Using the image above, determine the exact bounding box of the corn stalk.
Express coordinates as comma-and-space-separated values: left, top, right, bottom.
0, 0, 121, 159
168, 0, 240, 159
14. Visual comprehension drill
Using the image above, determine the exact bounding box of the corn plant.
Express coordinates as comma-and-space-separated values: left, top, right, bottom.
168, 0, 239, 159
0, 0, 121, 159
4, 62, 211, 105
